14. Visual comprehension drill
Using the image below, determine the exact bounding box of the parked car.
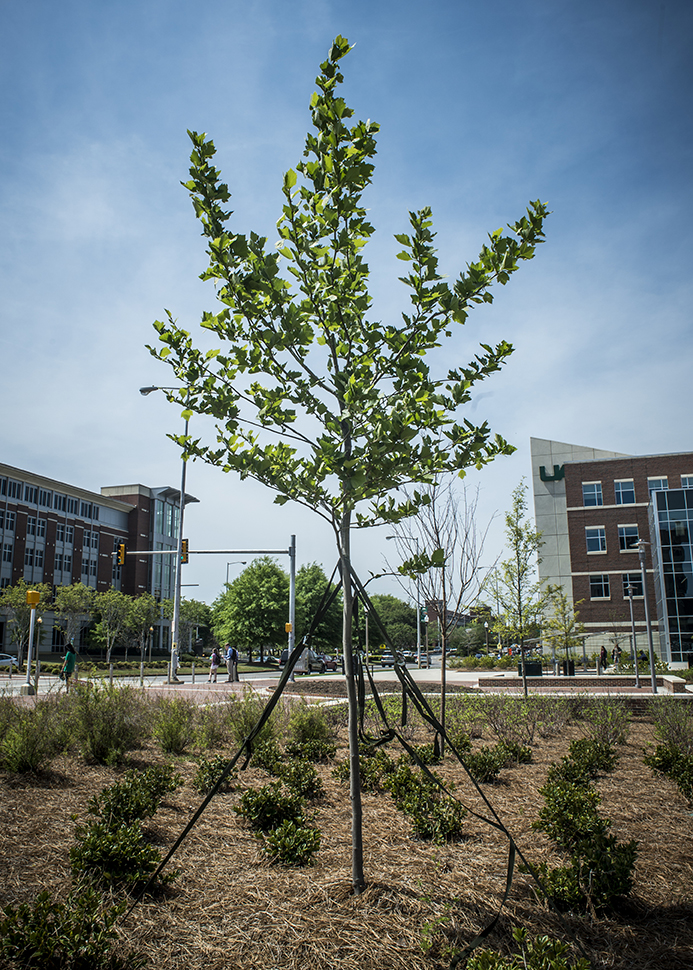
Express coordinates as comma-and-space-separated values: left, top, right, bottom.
318, 653, 338, 671
0, 654, 19, 671
279, 648, 325, 674
380, 653, 403, 667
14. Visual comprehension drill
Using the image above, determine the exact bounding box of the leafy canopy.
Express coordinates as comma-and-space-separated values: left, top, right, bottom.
148, 36, 548, 535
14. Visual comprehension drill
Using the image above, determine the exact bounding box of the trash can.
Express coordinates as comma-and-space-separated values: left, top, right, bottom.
562, 659, 575, 677
518, 661, 543, 677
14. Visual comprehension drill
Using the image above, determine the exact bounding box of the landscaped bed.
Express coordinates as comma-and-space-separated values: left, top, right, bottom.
1, 688, 692, 969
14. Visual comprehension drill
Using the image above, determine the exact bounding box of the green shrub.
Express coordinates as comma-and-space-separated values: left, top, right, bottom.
534, 780, 608, 850
279, 758, 324, 800
383, 759, 467, 843
251, 737, 283, 774
463, 745, 505, 783
0, 707, 61, 773
496, 740, 532, 766
153, 697, 195, 755
260, 819, 321, 866
227, 690, 279, 748
581, 696, 629, 745
535, 833, 638, 911
234, 782, 305, 832
464, 926, 589, 970
644, 745, 693, 803
332, 744, 396, 792
71, 819, 176, 891
285, 737, 336, 761
194, 704, 231, 750
408, 742, 442, 765
650, 696, 693, 756
192, 754, 236, 795
288, 700, 333, 746
73, 684, 150, 766
89, 766, 180, 824
0, 888, 147, 970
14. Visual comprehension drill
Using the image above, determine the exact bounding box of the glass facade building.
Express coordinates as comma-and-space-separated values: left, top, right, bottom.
650, 488, 693, 664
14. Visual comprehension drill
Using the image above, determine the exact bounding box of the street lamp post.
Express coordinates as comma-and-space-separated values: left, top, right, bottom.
140, 385, 189, 665
226, 560, 247, 585
626, 584, 641, 689
635, 539, 658, 694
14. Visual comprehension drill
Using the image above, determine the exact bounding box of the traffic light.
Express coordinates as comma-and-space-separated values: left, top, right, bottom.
117, 544, 126, 565
181, 539, 189, 564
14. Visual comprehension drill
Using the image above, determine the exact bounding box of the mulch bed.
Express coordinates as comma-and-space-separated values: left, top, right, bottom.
1, 707, 693, 969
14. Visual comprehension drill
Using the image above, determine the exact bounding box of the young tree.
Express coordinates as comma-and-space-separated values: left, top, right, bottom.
212, 558, 289, 661
93, 588, 131, 662
127, 592, 162, 663
54, 583, 96, 653
386, 481, 495, 748
542, 584, 585, 665
0, 580, 52, 666
487, 480, 546, 695
148, 38, 547, 890
368, 594, 417, 652
178, 598, 212, 655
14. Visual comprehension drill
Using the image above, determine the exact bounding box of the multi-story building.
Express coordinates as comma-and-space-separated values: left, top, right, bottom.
530, 438, 693, 665
0, 463, 197, 653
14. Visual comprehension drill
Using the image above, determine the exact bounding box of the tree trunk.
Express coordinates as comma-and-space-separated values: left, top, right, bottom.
339, 511, 365, 894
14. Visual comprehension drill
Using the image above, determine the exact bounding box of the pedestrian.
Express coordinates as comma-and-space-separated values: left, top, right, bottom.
600, 645, 607, 672
208, 647, 221, 683
225, 643, 239, 683
615, 644, 622, 666
61, 641, 77, 693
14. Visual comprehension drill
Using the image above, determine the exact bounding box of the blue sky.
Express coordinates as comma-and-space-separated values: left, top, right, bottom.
1, 0, 692, 605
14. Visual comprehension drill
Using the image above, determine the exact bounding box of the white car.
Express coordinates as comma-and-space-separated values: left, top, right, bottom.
0, 654, 19, 671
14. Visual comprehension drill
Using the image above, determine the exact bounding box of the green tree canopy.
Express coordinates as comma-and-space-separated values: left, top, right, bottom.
212, 558, 289, 659
93, 588, 131, 662
148, 37, 547, 892
0, 580, 52, 666
54, 583, 96, 652
368, 594, 417, 652
295, 562, 342, 653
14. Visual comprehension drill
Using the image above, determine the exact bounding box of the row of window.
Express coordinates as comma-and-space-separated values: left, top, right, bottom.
154, 500, 180, 540
582, 475, 692, 507
0, 510, 16, 531
589, 573, 643, 599
585, 524, 639, 554
56, 524, 74, 544
0, 478, 100, 519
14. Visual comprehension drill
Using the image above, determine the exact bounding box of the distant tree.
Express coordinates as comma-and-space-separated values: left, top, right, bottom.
368, 594, 417, 652
54, 583, 96, 653
295, 563, 342, 653
93, 588, 131, 662
212, 558, 289, 661
487, 481, 546, 694
0, 580, 52, 666
147, 38, 547, 892
542, 585, 585, 662
178, 598, 213, 654
127, 592, 162, 663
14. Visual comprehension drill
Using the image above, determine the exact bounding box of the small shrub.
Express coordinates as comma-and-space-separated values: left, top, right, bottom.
0, 707, 60, 773
73, 684, 150, 766
534, 780, 608, 850
89, 766, 180, 824
0, 888, 147, 970
192, 754, 235, 795
279, 759, 324, 800
251, 737, 283, 774
408, 742, 442, 765
463, 745, 505, 783
332, 744, 396, 793
153, 697, 195, 755
496, 740, 532, 766
581, 696, 629, 746
227, 690, 279, 748
536, 697, 571, 738
71, 820, 176, 891
535, 833, 638, 912
260, 819, 321, 866
464, 926, 590, 970
234, 782, 305, 832
644, 745, 693, 803
650, 696, 693, 756
285, 737, 336, 761
288, 700, 333, 746
406, 793, 467, 843
194, 704, 231, 749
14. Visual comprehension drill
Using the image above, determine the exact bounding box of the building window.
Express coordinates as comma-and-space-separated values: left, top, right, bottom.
56, 524, 65, 543
93, 506, 99, 521
37, 519, 46, 538
0, 478, 5, 496
622, 573, 643, 597
81, 559, 89, 577
24, 485, 37, 504
64, 554, 72, 573
614, 480, 636, 504
585, 527, 606, 553
89, 560, 97, 577
24, 548, 34, 567
618, 525, 639, 551
5, 511, 15, 532
582, 482, 603, 507
589, 574, 610, 599
7, 480, 19, 499
66, 497, 78, 515
34, 549, 43, 568
55, 552, 64, 571
648, 477, 668, 495
112, 563, 121, 582
54, 494, 66, 512
2, 543, 13, 563
0, 578, 9, 588
681, 476, 693, 489
65, 525, 74, 544
27, 516, 37, 536
38, 489, 52, 507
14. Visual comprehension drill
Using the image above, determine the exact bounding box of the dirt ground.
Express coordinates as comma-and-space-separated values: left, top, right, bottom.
1, 705, 692, 970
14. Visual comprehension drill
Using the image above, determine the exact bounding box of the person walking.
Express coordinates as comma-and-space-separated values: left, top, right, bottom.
61, 642, 77, 693
208, 647, 221, 683
599, 644, 607, 673
225, 643, 239, 683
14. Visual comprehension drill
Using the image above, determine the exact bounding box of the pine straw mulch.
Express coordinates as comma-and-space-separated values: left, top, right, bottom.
1, 717, 693, 970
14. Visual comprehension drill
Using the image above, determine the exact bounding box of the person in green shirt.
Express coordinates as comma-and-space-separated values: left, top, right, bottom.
61, 642, 76, 692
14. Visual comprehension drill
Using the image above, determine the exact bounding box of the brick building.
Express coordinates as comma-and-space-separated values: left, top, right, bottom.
530, 439, 693, 665
0, 462, 197, 653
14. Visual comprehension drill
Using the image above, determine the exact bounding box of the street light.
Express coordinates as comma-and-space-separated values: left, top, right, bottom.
140, 384, 189, 663
226, 561, 247, 585
626, 585, 641, 689
386, 534, 422, 667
